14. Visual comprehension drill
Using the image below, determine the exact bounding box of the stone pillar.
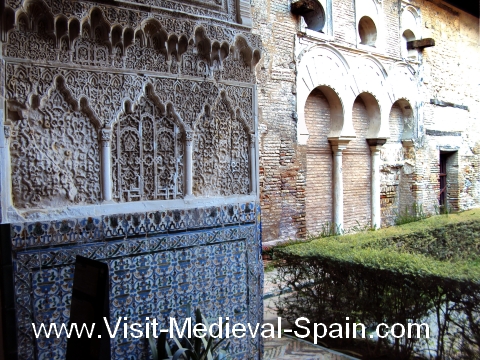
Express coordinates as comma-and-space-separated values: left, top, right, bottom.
185, 130, 194, 197
100, 129, 113, 202
249, 133, 256, 194
367, 138, 387, 229
328, 138, 351, 234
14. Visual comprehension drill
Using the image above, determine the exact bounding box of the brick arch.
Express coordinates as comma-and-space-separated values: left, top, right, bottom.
357, 91, 382, 139
389, 62, 419, 110
352, 55, 392, 139
296, 43, 353, 144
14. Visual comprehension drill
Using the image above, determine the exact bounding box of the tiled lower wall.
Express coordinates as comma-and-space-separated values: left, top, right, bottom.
1, 202, 262, 360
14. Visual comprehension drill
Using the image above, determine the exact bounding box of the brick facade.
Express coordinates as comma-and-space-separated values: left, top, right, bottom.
253, 0, 479, 244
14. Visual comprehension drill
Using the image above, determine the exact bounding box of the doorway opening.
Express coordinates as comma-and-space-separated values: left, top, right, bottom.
439, 151, 458, 213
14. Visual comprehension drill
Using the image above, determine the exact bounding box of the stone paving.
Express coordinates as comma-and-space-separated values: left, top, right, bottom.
264, 334, 356, 360
262, 270, 357, 360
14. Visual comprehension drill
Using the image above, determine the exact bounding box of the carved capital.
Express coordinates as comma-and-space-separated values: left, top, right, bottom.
249, 133, 256, 148
185, 130, 194, 144
328, 137, 353, 153
100, 129, 112, 147
4, 125, 11, 139
367, 138, 387, 153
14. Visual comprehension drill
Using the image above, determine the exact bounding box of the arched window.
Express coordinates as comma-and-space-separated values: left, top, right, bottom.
358, 16, 377, 46
303, 1, 326, 32
402, 29, 417, 59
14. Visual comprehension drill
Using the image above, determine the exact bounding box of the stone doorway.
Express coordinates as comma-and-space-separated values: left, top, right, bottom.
439, 150, 459, 212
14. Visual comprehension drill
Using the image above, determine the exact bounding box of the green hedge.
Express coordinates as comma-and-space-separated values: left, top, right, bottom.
273, 211, 480, 359
276, 210, 480, 281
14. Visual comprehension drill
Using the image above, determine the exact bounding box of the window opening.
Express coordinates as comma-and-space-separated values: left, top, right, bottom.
303, 1, 326, 32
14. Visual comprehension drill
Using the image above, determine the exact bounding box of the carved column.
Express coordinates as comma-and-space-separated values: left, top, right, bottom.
367, 138, 387, 229
249, 133, 256, 194
100, 128, 113, 202
185, 130, 194, 197
329, 138, 351, 234
1, 123, 12, 221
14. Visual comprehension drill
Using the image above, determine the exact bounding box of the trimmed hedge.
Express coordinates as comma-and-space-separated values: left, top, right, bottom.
273, 211, 480, 359
276, 210, 480, 281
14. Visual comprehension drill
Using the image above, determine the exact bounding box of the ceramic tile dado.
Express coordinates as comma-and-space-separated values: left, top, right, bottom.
5, 202, 262, 360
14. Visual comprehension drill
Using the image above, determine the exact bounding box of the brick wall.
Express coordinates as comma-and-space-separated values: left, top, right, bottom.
305, 89, 333, 235
414, 0, 480, 213
252, 0, 303, 242
254, 0, 480, 243
333, 0, 356, 46
384, 0, 401, 58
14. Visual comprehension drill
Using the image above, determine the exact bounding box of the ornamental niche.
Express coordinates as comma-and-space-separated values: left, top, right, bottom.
112, 86, 184, 202
193, 92, 250, 196
8, 77, 102, 209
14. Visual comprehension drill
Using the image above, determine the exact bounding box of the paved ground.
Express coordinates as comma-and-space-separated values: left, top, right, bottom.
262, 270, 357, 360
263, 334, 356, 360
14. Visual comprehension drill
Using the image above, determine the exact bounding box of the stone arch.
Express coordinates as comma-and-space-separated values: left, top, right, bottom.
401, 6, 420, 35
192, 92, 250, 196
68, 17, 80, 44
400, 6, 420, 59
23, 0, 54, 34
194, 26, 212, 64
141, 18, 168, 54
16, 11, 29, 31
232, 35, 260, 68
89, 7, 110, 40
355, 0, 384, 48
111, 24, 123, 47
111, 84, 185, 202
358, 92, 382, 138
55, 15, 68, 43
353, 55, 391, 139
123, 27, 134, 48
388, 62, 418, 113
296, 43, 352, 144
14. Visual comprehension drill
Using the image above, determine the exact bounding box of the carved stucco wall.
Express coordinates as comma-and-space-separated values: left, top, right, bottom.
0, 1, 262, 359
1, 0, 261, 220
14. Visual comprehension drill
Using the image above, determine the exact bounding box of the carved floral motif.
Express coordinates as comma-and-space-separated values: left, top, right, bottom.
3, 0, 257, 212
9, 84, 101, 209
193, 94, 250, 196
